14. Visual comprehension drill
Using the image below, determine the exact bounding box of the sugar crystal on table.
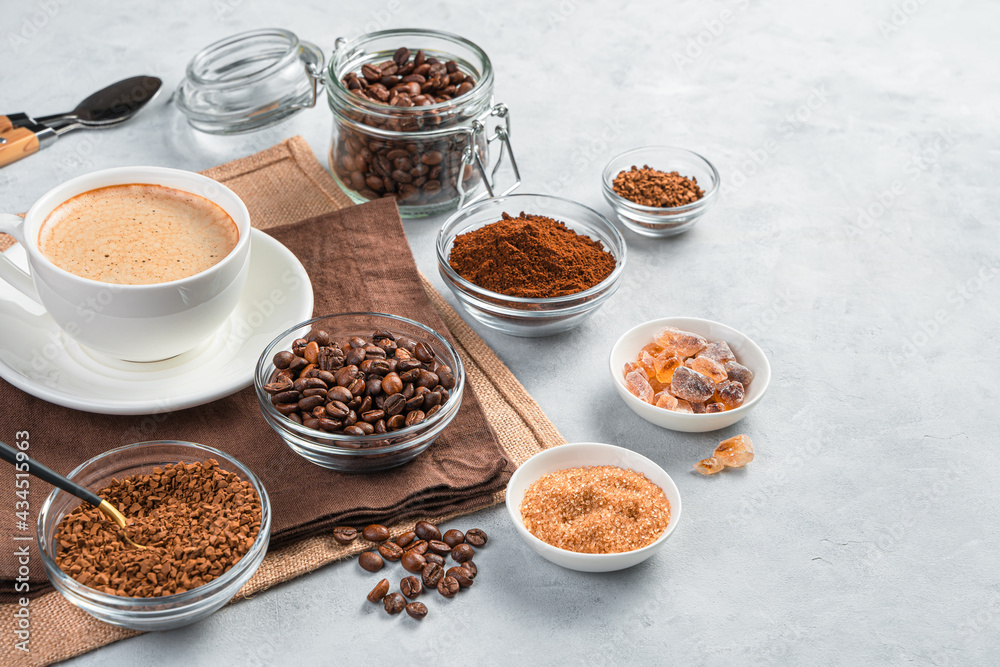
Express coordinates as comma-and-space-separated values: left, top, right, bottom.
684, 356, 728, 383
724, 360, 754, 386
669, 366, 716, 403
654, 326, 707, 358
694, 457, 724, 475
717, 380, 745, 409
714, 434, 754, 467
697, 341, 735, 365
625, 370, 654, 402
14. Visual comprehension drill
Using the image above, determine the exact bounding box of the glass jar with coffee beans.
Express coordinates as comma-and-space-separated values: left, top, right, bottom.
255, 313, 466, 472
325, 29, 520, 217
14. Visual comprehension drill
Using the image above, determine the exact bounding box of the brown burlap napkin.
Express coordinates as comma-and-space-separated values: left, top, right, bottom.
0, 137, 564, 666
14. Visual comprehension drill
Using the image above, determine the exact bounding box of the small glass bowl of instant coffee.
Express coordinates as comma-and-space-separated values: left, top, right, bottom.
37, 440, 271, 632
602, 146, 720, 237
255, 312, 465, 472
436, 194, 627, 337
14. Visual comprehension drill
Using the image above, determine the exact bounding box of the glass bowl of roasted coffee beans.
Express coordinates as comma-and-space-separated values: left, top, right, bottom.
436, 193, 627, 337
255, 312, 465, 472
37, 440, 271, 631
602, 146, 720, 237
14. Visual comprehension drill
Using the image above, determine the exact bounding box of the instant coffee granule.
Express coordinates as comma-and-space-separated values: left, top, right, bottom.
613, 165, 705, 208
55, 459, 261, 598
448, 212, 617, 298
519, 465, 670, 554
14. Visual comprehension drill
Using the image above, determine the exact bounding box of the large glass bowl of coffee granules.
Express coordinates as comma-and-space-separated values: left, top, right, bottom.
602, 147, 720, 237
255, 312, 465, 472
436, 194, 627, 337
37, 440, 271, 631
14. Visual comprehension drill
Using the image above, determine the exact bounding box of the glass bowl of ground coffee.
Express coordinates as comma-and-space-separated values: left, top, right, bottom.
255, 313, 465, 472
602, 146, 720, 237
37, 440, 271, 631
436, 194, 627, 337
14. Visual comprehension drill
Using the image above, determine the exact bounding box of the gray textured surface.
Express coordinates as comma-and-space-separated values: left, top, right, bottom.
3, 0, 998, 664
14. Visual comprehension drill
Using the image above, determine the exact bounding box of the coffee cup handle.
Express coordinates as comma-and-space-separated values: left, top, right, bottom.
0, 214, 41, 303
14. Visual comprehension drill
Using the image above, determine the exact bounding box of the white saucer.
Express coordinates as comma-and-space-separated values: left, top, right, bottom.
0, 229, 313, 415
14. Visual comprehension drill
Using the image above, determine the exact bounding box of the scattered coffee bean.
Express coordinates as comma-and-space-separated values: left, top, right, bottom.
451, 543, 475, 563
332, 526, 359, 545
405, 601, 428, 620
464, 560, 478, 578
363, 524, 390, 542
367, 578, 390, 602
437, 576, 460, 598
442, 529, 465, 548
415, 520, 441, 541
405, 540, 428, 556
396, 531, 417, 548
401, 551, 427, 574
378, 542, 404, 561
400, 576, 423, 598
424, 553, 445, 566
464, 528, 488, 547
359, 551, 384, 572
428, 540, 451, 556
447, 567, 474, 588
384, 592, 406, 615
421, 562, 444, 588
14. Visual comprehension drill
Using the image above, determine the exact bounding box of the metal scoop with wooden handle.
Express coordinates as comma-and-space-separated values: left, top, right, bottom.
0, 75, 162, 168
0, 440, 146, 549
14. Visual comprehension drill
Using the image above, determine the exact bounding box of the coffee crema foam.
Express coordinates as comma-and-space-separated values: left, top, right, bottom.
39, 184, 239, 285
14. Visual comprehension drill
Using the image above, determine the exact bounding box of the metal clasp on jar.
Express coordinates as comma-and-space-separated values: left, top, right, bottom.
457, 103, 521, 209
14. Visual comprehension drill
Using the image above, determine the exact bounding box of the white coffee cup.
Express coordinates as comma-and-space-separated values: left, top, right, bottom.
0, 166, 251, 362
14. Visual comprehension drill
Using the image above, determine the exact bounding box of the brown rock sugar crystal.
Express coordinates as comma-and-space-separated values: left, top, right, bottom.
447, 211, 617, 298
55, 459, 262, 598
613, 165, 705, 208
519, 465, 671, 554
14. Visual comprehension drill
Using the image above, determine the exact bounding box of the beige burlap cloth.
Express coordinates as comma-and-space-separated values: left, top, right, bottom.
0, 137, 563, 666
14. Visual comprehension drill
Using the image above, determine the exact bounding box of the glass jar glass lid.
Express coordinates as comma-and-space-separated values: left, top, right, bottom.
175, 28, 324, 135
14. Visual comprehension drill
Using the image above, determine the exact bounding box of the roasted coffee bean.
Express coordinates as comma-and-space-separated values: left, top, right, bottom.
384, 592, 406, 615
332, 526, 358, 544
378, 542, 404, 561
437, 576, 460, 598
464, 560, 478, 578
365, 378, 384, 396
303, 417, 321, 430
274, 403, 299, 416
442, 529, 465, 548
405, 410, 426, 427
288, 356, 308, 373
361, 409, 385, 423
359, 551, 384, 572
367, 578, 390, 602
347, 377, 367, 396
436, 365, 456, 389
272, 390, 300, 405
415, 370, 439, 389
400, 576, 423, 598
428, 540, 452, 556
304, 341, 320, 364
273, 350, 296, 369
451, 543, 475, 562
325, 400, 350, 419
382, 372, 403, 395
401, 551, 427, 573
345, 347, 366, 367
424, 552, 445, 566
422, 391, 442, 410
396, 359, 422, 373
318, 418, 343, 432
294, 377, 327, 392
383, 393, 406, 416
387, 414, 406, 430
404, 395, 425, 412
298, 395, 325, 411
396, 531, 417, 548
465, 528, 488, 547
367, 359, 391, 375
413, 341, 435, 362
363, 524, 390, 542
447, 566, 474, 588
334, 366, 357, 387
405, 601, 428, 620
415, 521, 441, 541
393, 46, 410, 66
405, 539, 428, 555
327, 386, 353, 403
421, 562, 444, 587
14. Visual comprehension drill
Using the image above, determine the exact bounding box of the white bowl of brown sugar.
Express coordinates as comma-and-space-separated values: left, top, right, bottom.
505, 442, 681, 572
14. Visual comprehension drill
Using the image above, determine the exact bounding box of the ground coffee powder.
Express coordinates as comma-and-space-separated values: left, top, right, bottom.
448, 212, 617, 298
54, 459, 262, 598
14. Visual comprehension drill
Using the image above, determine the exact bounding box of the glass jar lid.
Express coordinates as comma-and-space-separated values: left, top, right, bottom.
175, 28, 324, 135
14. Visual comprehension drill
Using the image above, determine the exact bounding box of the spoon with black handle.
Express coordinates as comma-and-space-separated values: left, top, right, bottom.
0, 440, 146, 549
